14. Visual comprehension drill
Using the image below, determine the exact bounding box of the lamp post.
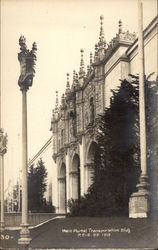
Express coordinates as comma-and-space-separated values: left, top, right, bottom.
129, 0, 150, 218
0, 129, 7, 232
17, 36, 37, 245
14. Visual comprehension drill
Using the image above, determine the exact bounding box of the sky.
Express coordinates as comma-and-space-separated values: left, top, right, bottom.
1, 0, 157, 189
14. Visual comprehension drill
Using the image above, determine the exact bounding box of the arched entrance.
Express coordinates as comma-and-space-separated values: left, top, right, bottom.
70, 154, 80, 200
58, 162, 66, 213
85, 141, 98, 191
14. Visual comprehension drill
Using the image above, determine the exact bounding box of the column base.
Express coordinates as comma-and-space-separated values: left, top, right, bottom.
0, 221, 5, 232
129, 175, 150, 218
18, 224, 31, 245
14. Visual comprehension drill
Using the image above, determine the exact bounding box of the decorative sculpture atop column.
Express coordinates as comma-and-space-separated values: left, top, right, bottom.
18, 36, 37, 91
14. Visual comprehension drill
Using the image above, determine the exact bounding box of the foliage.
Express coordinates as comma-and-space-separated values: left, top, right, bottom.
68, 75, 158, 216
28, 158, 48, 212
145, 75, 158, 212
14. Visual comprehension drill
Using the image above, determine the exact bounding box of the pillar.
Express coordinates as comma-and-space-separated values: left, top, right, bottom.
58, 177, 66, 213
18, 89, 32, 244
79, 136, 85, 196
85, 163, 94, 192
66, 151, 70, 212
70, 171, 78, 199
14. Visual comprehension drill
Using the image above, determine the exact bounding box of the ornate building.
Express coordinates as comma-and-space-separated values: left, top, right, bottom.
50, 16, 158, 213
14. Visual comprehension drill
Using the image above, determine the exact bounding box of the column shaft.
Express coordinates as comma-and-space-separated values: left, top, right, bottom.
66, 152, 70, 204
138, 0, 147, 176
79, 137, 85, 195
22, 90, 28, 225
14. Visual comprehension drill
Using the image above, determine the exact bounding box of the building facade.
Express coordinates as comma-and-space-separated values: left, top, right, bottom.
50, 15, 157, 213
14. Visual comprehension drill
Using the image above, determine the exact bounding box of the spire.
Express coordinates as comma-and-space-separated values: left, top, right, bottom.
55, 91, 59, 111
73, 70, 76, 83
98, 15, 105, 59
99, 15, 104, 44
52, 109, 55, 121
76, 72, 79, 83
32, 42, 37, 54
71, 70, 76, 90
90, 52, 93, 66
118, 19, 122, 34
79, 49, 85, 77
94, 43, 98, 62
65, 73, 71, 95
87, 65, 90, 75
61, 93, 65, 106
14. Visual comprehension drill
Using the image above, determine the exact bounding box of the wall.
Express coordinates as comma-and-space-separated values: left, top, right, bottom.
5, 212, 64, 227
128, 17, 158, 80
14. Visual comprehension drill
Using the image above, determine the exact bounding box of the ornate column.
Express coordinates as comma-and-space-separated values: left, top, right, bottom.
129, 0, 150, 218
84, 163, 94, 192
0, 129, 7, 232
17, 36, 37, 245
65, 151, 70, 212
79, 136, 85, 196
69, 171, 79, 199
58, 177, 66, 213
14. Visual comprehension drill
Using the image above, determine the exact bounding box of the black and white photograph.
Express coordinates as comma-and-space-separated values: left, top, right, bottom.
0, 0, 158, 249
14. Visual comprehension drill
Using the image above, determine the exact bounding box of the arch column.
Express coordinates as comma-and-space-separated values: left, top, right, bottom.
79, 136, 86, 196
58, 176, 66, 213
85, 163, 94, 192
66, 151, 70, 211
69, 171, 79, 199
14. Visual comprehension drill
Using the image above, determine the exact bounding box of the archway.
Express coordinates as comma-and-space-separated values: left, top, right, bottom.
58, 162, 66, 213
70, 154, 80, 200
85, 141, 98, 191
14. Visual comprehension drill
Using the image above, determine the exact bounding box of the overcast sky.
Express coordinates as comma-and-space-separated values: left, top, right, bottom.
1, 0, 157, 188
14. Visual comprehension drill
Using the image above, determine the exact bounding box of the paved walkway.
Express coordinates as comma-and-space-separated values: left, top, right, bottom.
0, 216, 157, 249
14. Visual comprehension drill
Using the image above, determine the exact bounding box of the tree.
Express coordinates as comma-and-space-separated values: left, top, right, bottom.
28, 159, 48, 212
88, 79, 141, 215
68, 75, 158, 216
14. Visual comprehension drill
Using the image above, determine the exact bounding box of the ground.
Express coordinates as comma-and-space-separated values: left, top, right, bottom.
0, 216, 157, 249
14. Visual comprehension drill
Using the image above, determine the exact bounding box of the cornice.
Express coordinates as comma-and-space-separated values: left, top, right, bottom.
126, 15, 158, 57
